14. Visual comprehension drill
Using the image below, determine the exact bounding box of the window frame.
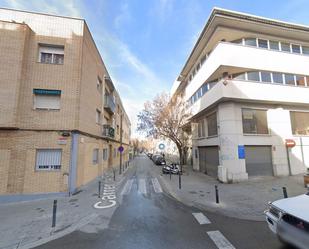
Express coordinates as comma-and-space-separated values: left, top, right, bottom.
38, 44, 64, 65
242, 108, 269, 135
35, 149, 62, 171
206, 112, 218, 137
92, 148, 99, 165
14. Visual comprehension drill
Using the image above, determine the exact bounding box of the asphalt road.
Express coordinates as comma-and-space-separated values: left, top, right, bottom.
35, 155, 291, 249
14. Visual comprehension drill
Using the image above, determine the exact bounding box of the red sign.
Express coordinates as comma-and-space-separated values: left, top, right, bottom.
285, 139, 296, 148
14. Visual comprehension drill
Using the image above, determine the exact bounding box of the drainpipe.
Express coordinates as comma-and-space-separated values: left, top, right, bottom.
69, 132, 79, 195
286, 146, 292, 176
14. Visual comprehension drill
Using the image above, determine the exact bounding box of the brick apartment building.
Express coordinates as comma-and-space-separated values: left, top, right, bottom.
0, 8, 131, 198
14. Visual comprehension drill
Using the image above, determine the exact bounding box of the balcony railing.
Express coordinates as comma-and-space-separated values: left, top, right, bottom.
104, 94, 116, 114
102, 124, 115, 138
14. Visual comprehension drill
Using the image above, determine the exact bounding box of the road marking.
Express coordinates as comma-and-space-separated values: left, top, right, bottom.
192, 212, 211, 224
138, 179, 147, 194
121, 179, 134, 195
207, 231, 236, 249
151, 178, 163, 193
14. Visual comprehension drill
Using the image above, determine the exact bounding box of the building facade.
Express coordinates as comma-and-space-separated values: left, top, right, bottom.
171, 8, 309, 183
0, 8, 131, 197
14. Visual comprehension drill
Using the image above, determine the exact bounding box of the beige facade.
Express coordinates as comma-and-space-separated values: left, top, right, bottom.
0, 8, 131, 196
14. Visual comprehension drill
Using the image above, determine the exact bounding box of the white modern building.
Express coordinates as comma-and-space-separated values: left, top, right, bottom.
171, 8, 309, 183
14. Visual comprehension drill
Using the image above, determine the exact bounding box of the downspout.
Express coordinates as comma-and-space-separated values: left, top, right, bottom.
69, 132, 79, 195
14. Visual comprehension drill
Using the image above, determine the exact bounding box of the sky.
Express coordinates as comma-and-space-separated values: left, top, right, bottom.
1, 0, 309, 137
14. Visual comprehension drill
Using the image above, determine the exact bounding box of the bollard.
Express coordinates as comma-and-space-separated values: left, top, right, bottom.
169, 168, 172, 180
178, 171, 182, 189
113, 169, 116, 181
215, 185, 219, 204
52, 200, 57, 228
283, 187, 288, 198
98, 181, 102, 198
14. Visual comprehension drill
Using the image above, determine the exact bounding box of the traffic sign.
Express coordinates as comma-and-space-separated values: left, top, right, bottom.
285, 139, 296, 148
118, 146, 124, 153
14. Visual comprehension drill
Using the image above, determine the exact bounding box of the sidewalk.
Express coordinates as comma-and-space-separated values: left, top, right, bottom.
0, 163, 132, 249
156, 164, 307, 221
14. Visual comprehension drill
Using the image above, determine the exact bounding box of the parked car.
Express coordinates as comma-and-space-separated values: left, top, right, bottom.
265, 192, 309, 249
153, 155, 166, 165
162, 163, 181, 174
151, 154, 160, 162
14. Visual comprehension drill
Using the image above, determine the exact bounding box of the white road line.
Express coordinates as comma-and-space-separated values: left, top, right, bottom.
192, 212, 211, 225
138, 179, 147, 194
121, 179, 134, 195
151, 178, 163, 193
207, 231, 236, 249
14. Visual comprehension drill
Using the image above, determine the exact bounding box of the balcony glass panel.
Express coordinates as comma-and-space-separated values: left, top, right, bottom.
302, 46, 309, 55
247, 71, 260, 82
258, 39, 268, 49
269, 40, 280, 51
292, 44, 301, 54
281, 42, 291, 52
261, 71, 272, 83
272, 73, 284, 84
296, 75, 306, 86
285, 74, 295, 85
244, 38, 257, 47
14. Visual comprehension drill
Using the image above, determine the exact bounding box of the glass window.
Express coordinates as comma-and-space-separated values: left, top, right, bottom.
261, 71, 272, 82
291, 44, 301, 54
284, 74, 295, 85
103, 149, 108, 161
197, 88, 202, 99
53, 54, 64, 64
39, 45, 64, 64
281, 42, 291, 52
231, 39, 243, 44
247, 71, 260, 82
36, 149, 62, 170
198, 119, 205, 138
244, 38, 257, 47
272, 73, 283, 84
41, 53, 53, 63
202, 84, 208, 95
207, 112, 218, 136
196, 63, 200, 71
269, 41, 280, 51
258, 39, 268, 49
290, 111, 309, 135
233, 73, 246, 80
93, 149, 99, 164
208, 81, 216, 89
296, 75, 306, 86
242, 109, 269, 134
302, 46, 309, 55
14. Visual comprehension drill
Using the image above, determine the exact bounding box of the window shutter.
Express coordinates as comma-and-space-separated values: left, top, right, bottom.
36, 149, 62, 170
35, 95, 60, 109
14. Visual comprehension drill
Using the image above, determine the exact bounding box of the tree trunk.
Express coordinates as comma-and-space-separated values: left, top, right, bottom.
177, 145, 183, 173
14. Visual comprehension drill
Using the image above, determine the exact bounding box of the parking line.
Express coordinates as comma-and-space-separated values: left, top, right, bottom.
207, 231, 236, 249
192, 212, 211, 225
151, 178, 163, 193
138, 179, 147, 194
121, 179, 134, 195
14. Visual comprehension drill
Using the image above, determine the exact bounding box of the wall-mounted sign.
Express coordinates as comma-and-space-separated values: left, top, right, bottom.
58, 137, 67, 145
285, 139, 296, 148
238, 145, 245, 159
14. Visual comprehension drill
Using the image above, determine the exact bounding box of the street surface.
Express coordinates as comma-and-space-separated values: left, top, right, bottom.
35, 155, 290, 249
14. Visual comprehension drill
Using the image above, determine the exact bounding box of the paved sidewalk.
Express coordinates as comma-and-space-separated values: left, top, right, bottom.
155, 163, 308, 221
0, 163, 133, 249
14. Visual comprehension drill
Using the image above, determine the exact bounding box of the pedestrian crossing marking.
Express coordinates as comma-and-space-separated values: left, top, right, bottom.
138, 179, 147, 194
207, 231, 236, 249
151, 178, 163, 193
192, 212, 211, 224
121, 179, 134, 195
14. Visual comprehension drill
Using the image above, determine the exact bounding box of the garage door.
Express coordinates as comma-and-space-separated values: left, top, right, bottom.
199, 146, 219, 177
245, 146, 273, 176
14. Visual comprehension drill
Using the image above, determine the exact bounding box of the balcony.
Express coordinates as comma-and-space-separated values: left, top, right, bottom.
104, 94, 116, 114
102, 124, 115, 138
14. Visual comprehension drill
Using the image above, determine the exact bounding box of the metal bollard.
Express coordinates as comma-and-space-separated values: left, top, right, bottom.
215, 185, 219, 204
113, 169, 116, 181
178, 171, 182, 189
98, 181, 102, 198
169, 168, 172, 180
52, 200, 57, 228
283, 187, 288, 198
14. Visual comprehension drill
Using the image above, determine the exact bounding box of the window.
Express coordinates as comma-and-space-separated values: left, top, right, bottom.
33, 89, 61, 110
39, 44, 64, 64
196, 63, 200, 71
208, 81, 216, 89
103, 149, 108, 161
258, 39, 268, 49
291, 44, 301, 54
202, 84, 208, 95
247, 71, 260, 82
207, 112, 218, 136
96, 109, 101, 124
272, 73, 284, 84
302, 46, 309, 55
269, 40, 280, 51
36, 149, 62, 170
284, 74, 295, 85
231, 38, 243, 44
97, 77, 102, 93
93, 149, 99, 164
296, 75, 306, 86
244, 38, 257, 47
290, 111, 309, 135
200, 55, 206, 65
261, 71, 272, 83
281, 42, 291, 52
198, 119, 205, 138
242, 109, 268, 134
233, 73, 246, 80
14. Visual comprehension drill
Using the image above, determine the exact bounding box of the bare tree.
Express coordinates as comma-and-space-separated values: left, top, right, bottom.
137, 92, 191, 168
131, 138, 140, 157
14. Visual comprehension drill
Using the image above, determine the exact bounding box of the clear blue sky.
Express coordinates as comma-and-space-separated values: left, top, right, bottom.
1, 0, 309, 136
